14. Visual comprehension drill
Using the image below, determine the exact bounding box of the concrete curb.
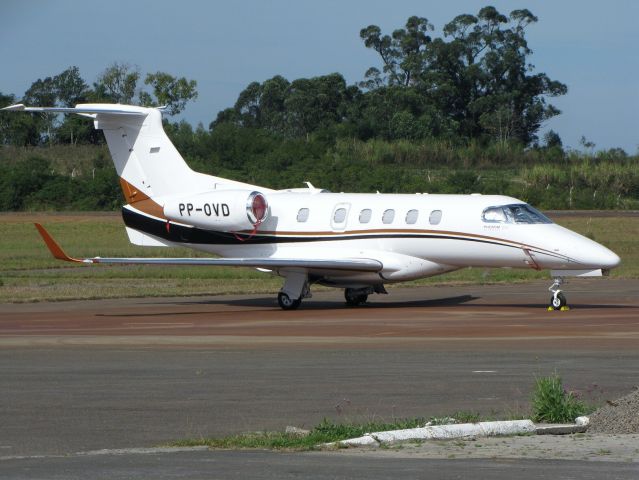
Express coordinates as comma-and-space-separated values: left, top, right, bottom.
535, 416, 590, 435
334, 420, 536, 447
535, 424, 588, 435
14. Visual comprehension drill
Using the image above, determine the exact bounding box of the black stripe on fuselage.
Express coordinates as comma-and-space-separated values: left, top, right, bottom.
121, 206, 566, 260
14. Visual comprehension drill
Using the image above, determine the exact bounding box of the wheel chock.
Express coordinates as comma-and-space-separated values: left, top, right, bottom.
560, 306, 570, 311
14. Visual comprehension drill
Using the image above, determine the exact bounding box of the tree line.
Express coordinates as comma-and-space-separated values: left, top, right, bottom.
2, 7, 566, 147
215, 7, 566, 146
1, 6, 637, 212
0, 63, 197, 146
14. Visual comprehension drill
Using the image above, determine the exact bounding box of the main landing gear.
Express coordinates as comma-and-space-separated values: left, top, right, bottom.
277, 291, 302, 310
277, 272, 310, 310
548, 277, 569, 310
344, 288, 368, 306
276, 273, 386, 310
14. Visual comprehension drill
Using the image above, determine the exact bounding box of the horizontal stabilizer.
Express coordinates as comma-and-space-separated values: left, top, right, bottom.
35, 223, 382, 272
2, 103, 148, 117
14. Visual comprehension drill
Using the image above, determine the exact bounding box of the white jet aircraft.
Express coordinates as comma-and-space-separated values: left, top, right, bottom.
4, 103, 620, 310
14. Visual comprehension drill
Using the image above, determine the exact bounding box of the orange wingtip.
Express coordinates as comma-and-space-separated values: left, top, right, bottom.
34, 223, 83, 263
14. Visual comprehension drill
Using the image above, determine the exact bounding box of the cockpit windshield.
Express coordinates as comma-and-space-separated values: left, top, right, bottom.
482, 204, 552, 224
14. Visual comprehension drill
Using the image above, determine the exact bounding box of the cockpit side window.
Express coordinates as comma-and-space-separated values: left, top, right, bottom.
482, 204, 552, 224
482, 207, 507, 223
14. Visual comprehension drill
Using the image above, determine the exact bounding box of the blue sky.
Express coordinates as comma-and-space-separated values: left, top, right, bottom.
2, 0, 638, 152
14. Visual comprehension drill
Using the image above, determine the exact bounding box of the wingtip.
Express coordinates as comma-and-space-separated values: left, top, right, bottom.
34, 223, 83, 263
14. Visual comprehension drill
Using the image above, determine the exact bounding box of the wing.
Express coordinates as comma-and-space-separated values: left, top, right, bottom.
34, 224, 382, 272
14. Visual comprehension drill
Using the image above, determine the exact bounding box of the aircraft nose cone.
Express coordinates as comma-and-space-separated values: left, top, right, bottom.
600, 248, 621, 269
566, 234, 621, 270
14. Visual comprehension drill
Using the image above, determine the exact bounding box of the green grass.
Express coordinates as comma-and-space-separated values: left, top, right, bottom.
0, 213, 281, 302
170, 417, 427, 451
0, 212, 636, 302
531, 373, 587, 423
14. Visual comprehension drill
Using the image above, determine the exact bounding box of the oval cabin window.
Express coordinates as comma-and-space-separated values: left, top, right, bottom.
405, 209, 418, 224
429, 210, 442, 225
333, 208, 347, 223
297, 208, 309, 222
359, 209, 372, 223
382, 209, 395, 224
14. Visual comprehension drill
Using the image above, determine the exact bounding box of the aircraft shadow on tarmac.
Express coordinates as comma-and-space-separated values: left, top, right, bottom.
124, 294, 634, 314
152, 294, 479, 309
103, 295, 482, 317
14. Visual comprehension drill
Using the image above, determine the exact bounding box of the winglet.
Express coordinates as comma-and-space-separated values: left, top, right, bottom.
34, 223, 84, 263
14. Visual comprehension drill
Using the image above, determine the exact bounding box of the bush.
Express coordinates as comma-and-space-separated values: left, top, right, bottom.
531, 372, 586, 423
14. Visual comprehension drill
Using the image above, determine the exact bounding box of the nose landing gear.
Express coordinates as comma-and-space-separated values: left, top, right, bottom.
548, 277, 569, 310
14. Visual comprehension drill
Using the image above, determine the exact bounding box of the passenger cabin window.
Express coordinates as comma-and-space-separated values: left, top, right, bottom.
482, 204, 552, 224
359, 209, 372, 223
429, 210, 442, 225
333, 208, 347, 223
297, 208, 309, 222
382, 209, 395, 224
405, 209, 419, 224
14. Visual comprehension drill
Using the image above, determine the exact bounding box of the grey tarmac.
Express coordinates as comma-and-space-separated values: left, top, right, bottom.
0, 279, 638, 477
1, 448, 638, 480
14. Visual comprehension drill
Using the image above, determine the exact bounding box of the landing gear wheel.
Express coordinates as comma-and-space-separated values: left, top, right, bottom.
278, 292, 301, 310
344, 288, 368, 307
549, 292, 567, 310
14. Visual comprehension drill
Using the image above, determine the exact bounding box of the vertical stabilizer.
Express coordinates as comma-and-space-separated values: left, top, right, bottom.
1, 103, 267, 205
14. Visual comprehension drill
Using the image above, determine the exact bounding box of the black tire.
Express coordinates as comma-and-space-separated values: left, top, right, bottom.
344, 288, 368, 306
549, 292, 567, 310
278, 292, 301, 310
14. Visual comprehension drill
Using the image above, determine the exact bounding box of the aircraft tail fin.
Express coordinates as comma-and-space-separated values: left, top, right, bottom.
2, 104, 264, 211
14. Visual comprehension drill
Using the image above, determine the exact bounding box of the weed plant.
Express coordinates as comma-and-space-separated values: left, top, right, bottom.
531, 373, 587, 423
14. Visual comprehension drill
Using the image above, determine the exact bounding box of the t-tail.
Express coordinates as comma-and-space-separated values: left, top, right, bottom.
2, 103, 272, 244
4, 103, 262, 199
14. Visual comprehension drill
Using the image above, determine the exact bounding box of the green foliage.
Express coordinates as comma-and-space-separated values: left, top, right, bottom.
172, 417, 427, 450
2, 134, 638, 211
531, 373, 587, 423
0, 64, 198, 147
95, 62, 140, 104
359, 7, 566, 145
0, 7, 635, 211
359, 16, 434, 87
141, 72, 198, 115
0, 149, 120, 211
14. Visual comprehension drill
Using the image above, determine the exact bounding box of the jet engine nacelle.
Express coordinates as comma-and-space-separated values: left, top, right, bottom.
164, 190, 268, 231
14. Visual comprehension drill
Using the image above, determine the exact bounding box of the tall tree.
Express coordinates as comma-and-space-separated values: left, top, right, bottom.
140, 72, 198, 116
0, 92, 41, 146
95, 62, 140, 104
360, 16, 433, 87
53, 66, 94, 144
54, 66, 89, 107
360, 7, 567, 145
23, 76, 58, 144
